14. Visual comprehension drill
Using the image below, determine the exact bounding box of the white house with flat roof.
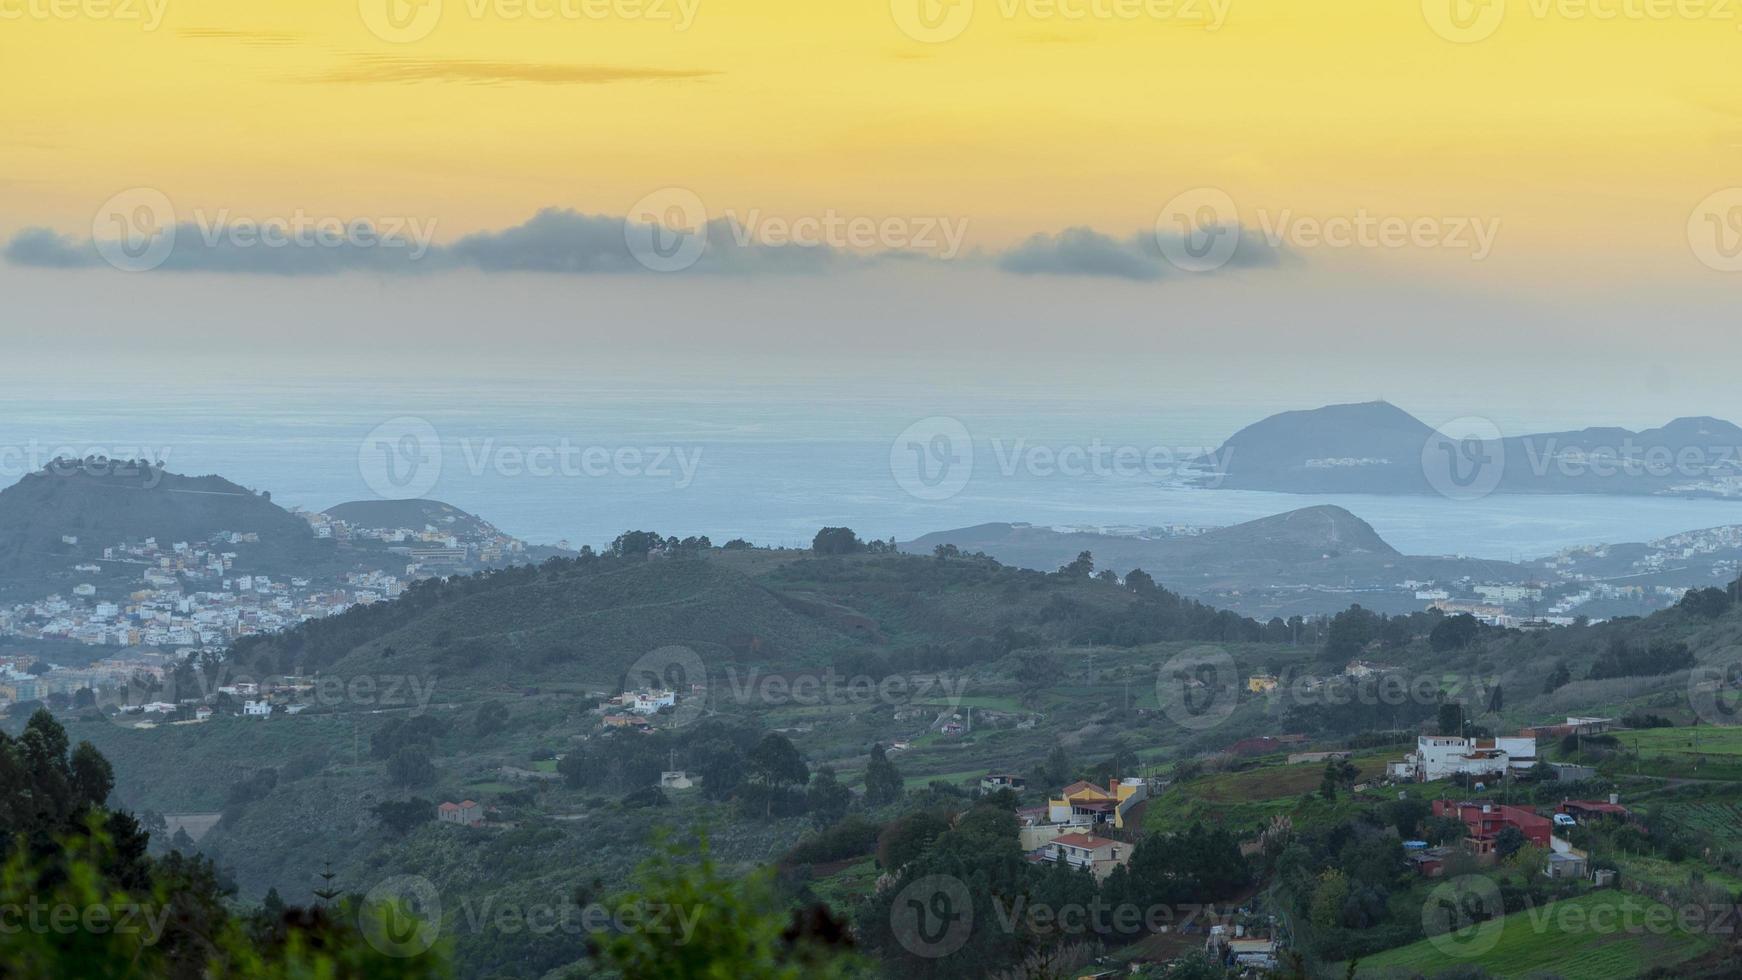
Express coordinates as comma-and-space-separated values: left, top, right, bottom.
1389, 735, 1537, 782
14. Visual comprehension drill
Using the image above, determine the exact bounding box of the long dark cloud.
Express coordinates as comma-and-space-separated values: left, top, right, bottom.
3, 228, 92, 268
998, 225, 1287, 280
449, 208, 840, 274
4, 209, 1288, 279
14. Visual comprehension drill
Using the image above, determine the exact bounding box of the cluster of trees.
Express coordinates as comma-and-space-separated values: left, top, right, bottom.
1678, 584, 1738, 619
555, 723, 902, 827
368, 714, 447, 788
1272, 813, 1416, 962
1587, 636, 1695, 680
0, 710, 449, 978
1318, 606, 1480, 662
4, 709, 868, 978
608, 529, 718, 557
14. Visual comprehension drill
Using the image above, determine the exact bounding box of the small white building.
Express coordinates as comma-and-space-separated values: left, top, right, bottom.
630, 690, 676, 715
659, 771, 694, 789
242, 700, 271, 717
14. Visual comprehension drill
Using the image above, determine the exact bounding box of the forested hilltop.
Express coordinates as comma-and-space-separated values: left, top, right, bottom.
9, 528, 1742, 978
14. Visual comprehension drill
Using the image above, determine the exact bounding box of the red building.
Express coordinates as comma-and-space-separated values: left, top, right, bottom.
1556, 797, 1633, 823
1432, 799, 1552, 854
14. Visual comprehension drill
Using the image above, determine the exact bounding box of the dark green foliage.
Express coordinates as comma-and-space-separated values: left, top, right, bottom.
806, 767, 852, 829
621, 786, 668, 808
1587, 636, 1695, 680
387, 745, 436, 787
1429, 613, 1482, 651
876, 809, 952, 870
370, 714, 448, 759
812, 527, 864, 555
1678, 585, 1735, 619
783, 816, 882, 865
472, 699, 509, 737
371, 798, 435, 835
863, 743, 903, 806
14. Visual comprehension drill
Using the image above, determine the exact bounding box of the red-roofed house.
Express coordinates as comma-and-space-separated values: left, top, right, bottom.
1432, 799, 1551, 855
437, 800, 484, 827
1557, 796, 1633, 823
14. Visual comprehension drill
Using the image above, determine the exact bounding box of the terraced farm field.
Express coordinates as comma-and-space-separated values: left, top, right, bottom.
1663, 800, 1742, 847
1352, 891, 1715, 980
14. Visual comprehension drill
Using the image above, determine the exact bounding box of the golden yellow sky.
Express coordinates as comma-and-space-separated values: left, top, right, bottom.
4, 0, 1741, 279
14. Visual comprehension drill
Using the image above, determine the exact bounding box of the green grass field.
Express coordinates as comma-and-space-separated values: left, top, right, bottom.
1612, 852, 1742, 894
1353, 891, 1715, 979
1623, 726, 1742, 758
1601, 726, 1742, 779
1183, 755, 1390, 804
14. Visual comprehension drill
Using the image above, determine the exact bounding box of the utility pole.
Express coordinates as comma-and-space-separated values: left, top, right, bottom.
312, 860, 341, 907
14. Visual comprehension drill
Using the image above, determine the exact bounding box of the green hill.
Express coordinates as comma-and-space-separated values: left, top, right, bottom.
1352, 891, 1715, 979
323, 498, 500, 538
0, 460, 315, 593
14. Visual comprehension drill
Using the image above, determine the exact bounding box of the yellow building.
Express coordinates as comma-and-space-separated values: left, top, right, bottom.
1046, 778, 1147, 830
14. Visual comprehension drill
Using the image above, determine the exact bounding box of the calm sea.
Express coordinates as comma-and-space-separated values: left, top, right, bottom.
2, 375, 1737, 562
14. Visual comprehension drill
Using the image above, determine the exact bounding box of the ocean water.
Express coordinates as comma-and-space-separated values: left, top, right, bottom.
2, 375, 1738, 561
